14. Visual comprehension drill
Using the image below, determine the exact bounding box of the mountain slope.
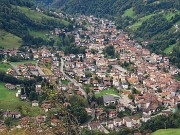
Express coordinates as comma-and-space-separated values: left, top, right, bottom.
38, 0, 180, 67
0, 0, 71, 49
0, 30, 22, 49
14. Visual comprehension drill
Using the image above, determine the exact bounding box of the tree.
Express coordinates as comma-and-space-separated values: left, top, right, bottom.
104, 45, 115, 58
128, 94, 134, 100
96, 97, 103, 105
84, 85, 90, 94
68, 95, 89, 124
4, 117, 13, 127
71, 106, 89, 124
0, 70, 5, 81
177, 103, 180, 110
29, 91, 38, 101
157, 88, 162, 93
69, 95, 88, 107
132, 88, 140, 94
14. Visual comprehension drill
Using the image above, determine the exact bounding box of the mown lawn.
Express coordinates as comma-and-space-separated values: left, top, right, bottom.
29, 30, 49, 40
0, 82, 41, 116
17, 6, 69, 26
164, 10, 180, 21
152, 129, 180, 135
17, 6, 54, 21
122, 8, 136, 18
95, 88, 119, 98
0, 62, 12, 72
0, 30, 22, 49
130, 14, 155, 30
11, 60, 36, 66
164, 12, 176, 20
61, 80, 70, 85
163, 44, 176, 54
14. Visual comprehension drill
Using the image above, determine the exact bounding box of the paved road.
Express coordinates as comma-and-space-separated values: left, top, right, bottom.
36, 61, 45, 76
60, 58, 87, 98
112, 65, 127, 73
9, 63, 21, 75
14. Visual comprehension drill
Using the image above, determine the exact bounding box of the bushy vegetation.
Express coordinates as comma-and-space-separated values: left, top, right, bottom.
0, 82, 41, 116
140, 111, 180, 133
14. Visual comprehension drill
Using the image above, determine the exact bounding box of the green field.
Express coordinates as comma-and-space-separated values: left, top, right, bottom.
0, 62, 12, 72
0, 30, 22, 49
164, 44, 176, 54
0, 82, 41, 116
61, 80, 70, 85
17, 6, 69, 26
17, 6, 54, 21
164, 10, 180, 21
122, 8, 136, 18
95, 88, 119, 98
164, 12, 176, 21
11, 60, 36, 66
130, 14, 155, 30
128, 10, 179, 30
152, 129, 180, 135
29, 30, 49, 39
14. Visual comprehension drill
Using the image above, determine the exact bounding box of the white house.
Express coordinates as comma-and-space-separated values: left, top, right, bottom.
122, 82, 129, 89
88, 122, 101, 131
132, 117, 140, 125
32, 100, 39, 107
16, 90, 21, 97
142, 114, 150, 122
113, 118, 122, 127
123, 117, 132, 128
107, 120, 114, 129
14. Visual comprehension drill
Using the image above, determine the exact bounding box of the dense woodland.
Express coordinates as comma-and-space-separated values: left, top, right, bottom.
36, 0, 180, 16
36, 0, 180, 68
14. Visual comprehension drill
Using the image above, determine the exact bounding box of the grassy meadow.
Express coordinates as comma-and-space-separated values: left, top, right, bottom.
95, 88, 119, 98
11, 60, 36, 66
0, 30, 22, 49
0, 82, 41, 116
152, 129, 180, 135
0, 63, 12, 72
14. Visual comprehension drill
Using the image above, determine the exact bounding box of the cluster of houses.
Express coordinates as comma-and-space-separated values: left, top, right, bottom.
0, 14, 180, 134
68, 15, 180, 132
5, 61, 39, 78
0, 49, 30, 60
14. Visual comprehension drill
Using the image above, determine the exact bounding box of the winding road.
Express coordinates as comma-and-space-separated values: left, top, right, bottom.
60, 58, 87, 98
9, 63, 21, 75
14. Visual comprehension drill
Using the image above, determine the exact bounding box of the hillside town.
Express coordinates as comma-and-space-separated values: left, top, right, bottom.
0, 14, 180, 134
